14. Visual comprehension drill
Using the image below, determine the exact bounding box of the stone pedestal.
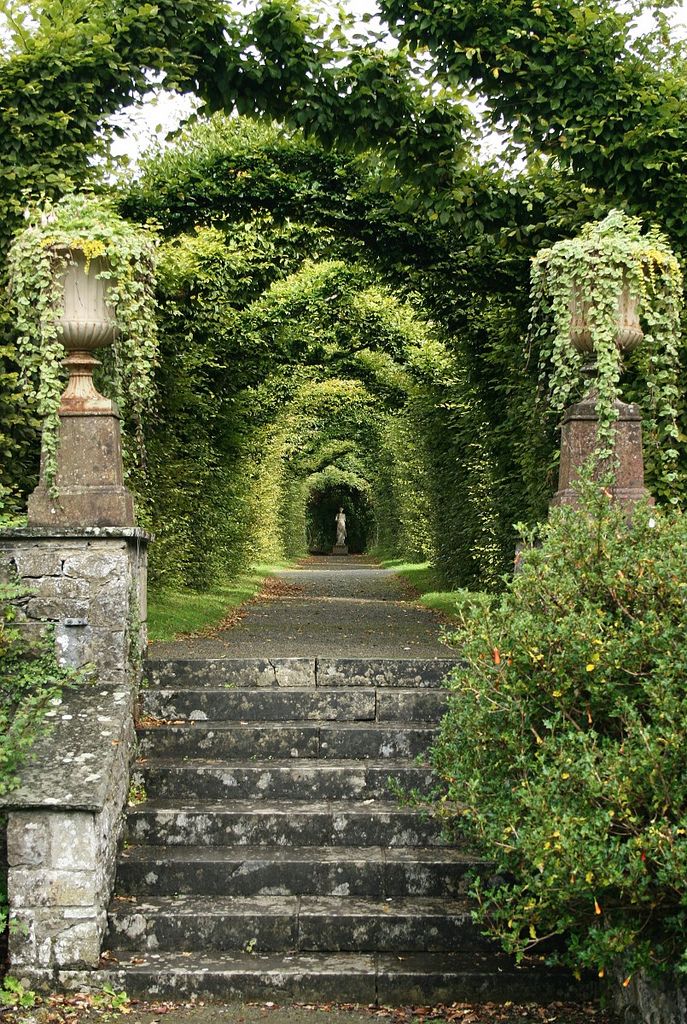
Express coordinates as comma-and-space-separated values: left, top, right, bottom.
551, 393, 653, 509
332, 544, 349, 556
28, 352, 135, 528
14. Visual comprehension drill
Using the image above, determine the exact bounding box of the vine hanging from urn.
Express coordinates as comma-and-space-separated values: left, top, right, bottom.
7, 192, 158, 487
529, 210, 684, 501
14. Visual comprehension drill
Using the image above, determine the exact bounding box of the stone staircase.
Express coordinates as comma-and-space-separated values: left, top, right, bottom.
101, 657, 586, 1004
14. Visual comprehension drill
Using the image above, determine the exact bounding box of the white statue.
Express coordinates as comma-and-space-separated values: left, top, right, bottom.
335, 507, 347, 546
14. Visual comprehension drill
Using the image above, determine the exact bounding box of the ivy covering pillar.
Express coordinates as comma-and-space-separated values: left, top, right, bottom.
27, 251, 135, 527
529, 210, 683, 509
7, 192, 158, 529
1, 195, 157, 982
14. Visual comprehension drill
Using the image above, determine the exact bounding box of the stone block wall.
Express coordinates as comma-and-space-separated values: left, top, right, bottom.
610, 967, 687, 1024
0, 527, 148, 684
7, 709, 132, 971
0, 527, 148, 979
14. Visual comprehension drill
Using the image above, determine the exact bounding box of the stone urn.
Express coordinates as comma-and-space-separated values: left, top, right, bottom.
53, 249, 118, 417
28, 245, 135, 527
58, 249, 116, 352
569, 275, 643, 354
552, 273, 651, 511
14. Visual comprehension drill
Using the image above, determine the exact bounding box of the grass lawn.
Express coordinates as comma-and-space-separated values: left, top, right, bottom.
148, 562, 292, 642
378, 558, 447, 595
379, 557, 482, 621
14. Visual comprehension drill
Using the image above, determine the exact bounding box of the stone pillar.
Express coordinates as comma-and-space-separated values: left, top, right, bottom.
551, 393, 653, 510
5, 728, 134, 975
0, 249, 152, 983
0, 248, 152, 980
0, 527, 148, 979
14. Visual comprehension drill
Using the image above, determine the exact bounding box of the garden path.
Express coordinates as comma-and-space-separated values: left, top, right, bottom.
148, 556, 451, 659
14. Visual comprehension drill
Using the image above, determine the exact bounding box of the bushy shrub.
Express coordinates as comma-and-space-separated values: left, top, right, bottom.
432, 487, 687, 981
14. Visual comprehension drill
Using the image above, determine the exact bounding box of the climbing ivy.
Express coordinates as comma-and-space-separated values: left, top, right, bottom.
531, 211, 684, 499
6, 193, 158, 489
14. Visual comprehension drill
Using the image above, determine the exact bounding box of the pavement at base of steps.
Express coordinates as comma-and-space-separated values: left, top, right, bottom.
148, 556, 454, 661
10, 998, 615, 1024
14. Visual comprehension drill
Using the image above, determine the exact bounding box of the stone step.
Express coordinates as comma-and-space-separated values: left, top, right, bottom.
139, 687, 449, 723
137, 758, 435, 802
318, 660, 460, 690
146, 658, 461, 690
146, 658, 318, 689
106, 895, 491, 954
100, 651, 593, 1010
137, 721, 438, 760
115, 845, 485, 898
85, 951, 589, 1004
126, 799, 447, 848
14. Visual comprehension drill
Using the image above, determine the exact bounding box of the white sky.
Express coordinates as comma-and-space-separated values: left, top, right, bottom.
104, 0, 686, 170
108, 0, 383, 168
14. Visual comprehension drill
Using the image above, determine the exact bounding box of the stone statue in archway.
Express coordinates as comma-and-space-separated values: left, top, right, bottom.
335, 507, 347, 546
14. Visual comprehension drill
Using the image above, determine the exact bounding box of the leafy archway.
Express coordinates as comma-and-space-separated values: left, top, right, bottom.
128, 209, 448, 588
112, 116, 572, 593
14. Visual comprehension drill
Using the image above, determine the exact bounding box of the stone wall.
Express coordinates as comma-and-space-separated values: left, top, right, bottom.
609, 968, 687, 1024
5, 685, 135, 973
0, 527, 148, 979
0, 817, 7, 964
0, 527, 148, 684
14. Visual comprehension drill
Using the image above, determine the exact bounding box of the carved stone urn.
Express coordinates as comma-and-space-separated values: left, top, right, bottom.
569, 276, 643, 354
551, 275, 652, 510
60, 250, 115, 350
28, 247, 136, 527
55, 250, 119, 417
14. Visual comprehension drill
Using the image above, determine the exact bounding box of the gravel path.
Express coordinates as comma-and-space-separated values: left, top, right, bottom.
149, 556, 453, 660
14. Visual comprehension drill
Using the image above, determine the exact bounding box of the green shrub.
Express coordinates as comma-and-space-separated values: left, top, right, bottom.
431, 487, 687, 980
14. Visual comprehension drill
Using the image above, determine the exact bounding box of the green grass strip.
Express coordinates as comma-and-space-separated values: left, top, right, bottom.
378, 557, 469, 621
148, 562, 292, 642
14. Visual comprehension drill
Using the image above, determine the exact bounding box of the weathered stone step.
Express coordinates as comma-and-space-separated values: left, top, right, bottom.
138, 723, 318, 759
146, 658, 460, 690
139, 687, 449, 723
126, 799, 447, 848
137, 758, 434, 801
318, 660, 459, 690
115, 845, 484, 898
82, 950, 589, 1004
320, 722, 437, 758
106, 895, 490, 954
141, 688, 375, 722
137, 722, 438, 760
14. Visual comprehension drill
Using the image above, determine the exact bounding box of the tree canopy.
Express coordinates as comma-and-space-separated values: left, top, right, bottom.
1, 0, 687, 589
